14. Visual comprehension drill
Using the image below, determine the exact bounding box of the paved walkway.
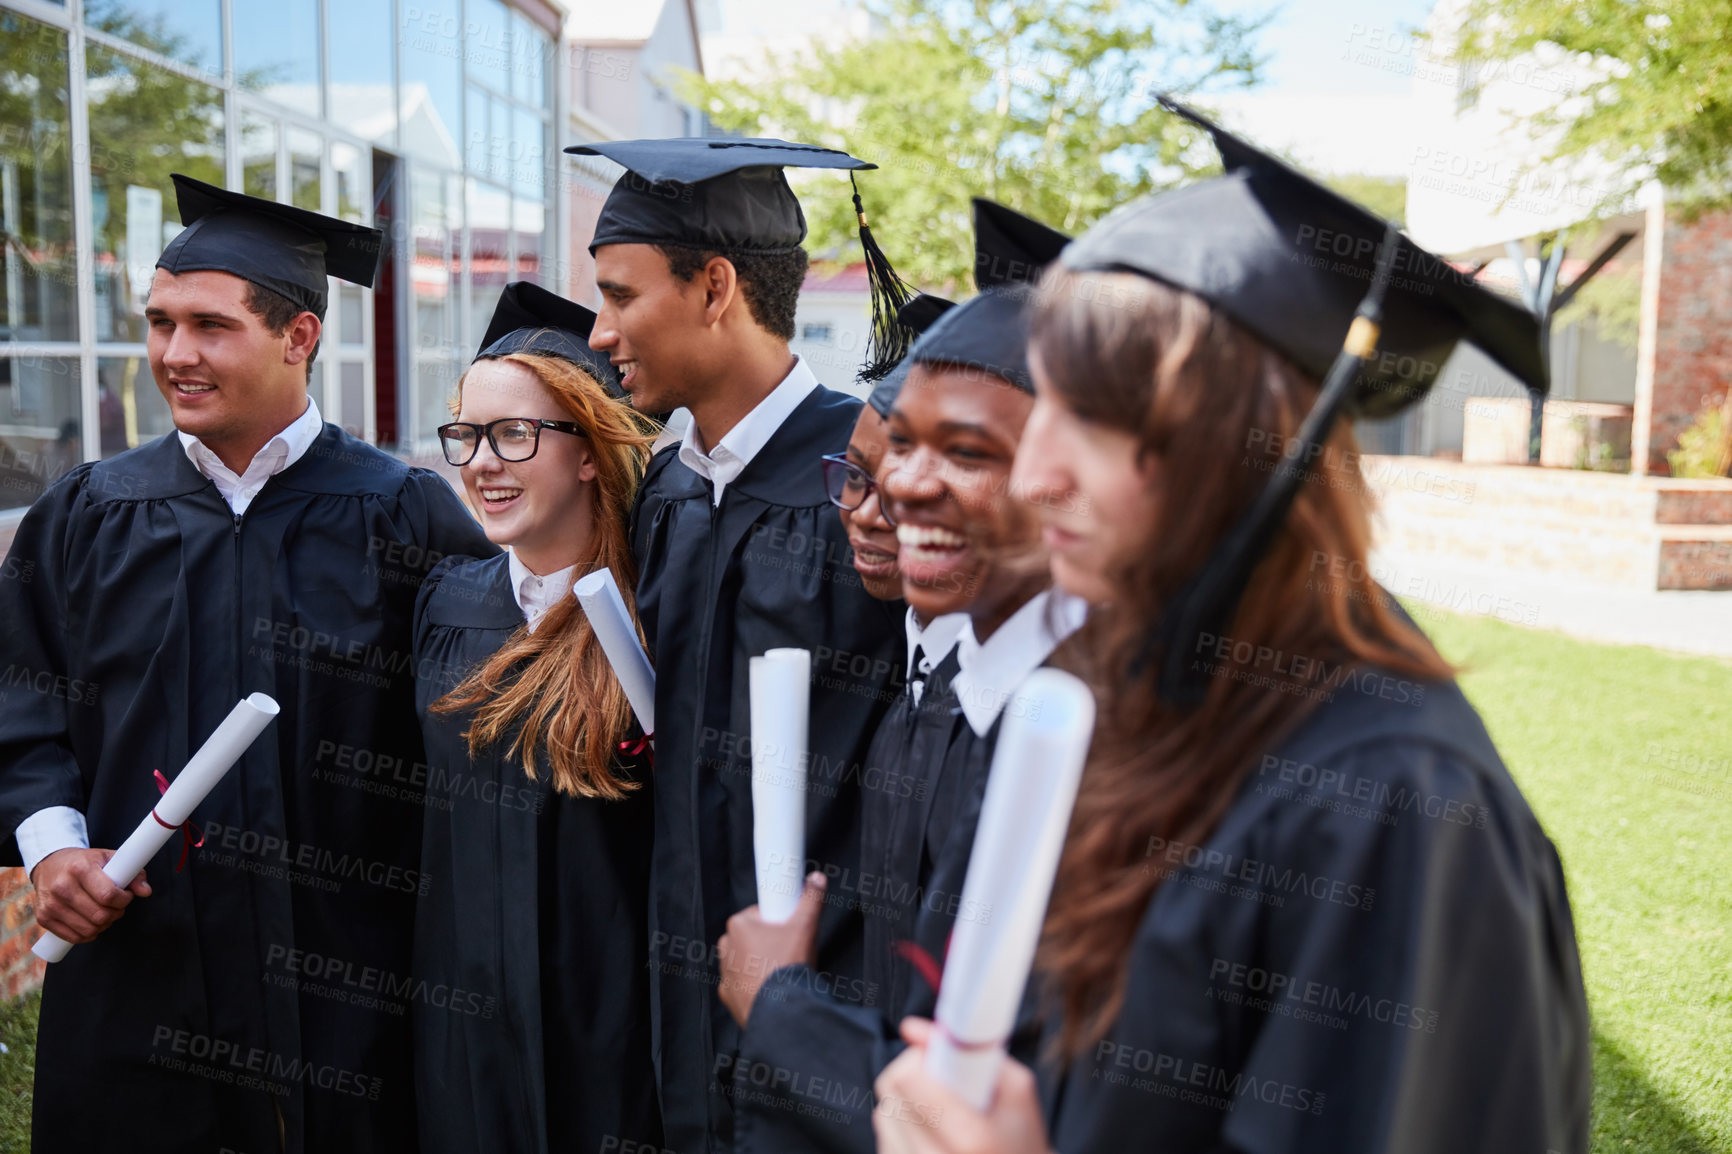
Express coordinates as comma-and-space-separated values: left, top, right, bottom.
1371, 549, 1732, 659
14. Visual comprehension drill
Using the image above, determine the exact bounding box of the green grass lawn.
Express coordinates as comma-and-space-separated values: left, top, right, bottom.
0, 990, 36, 1153
1416, 606, 1732, 1153
0, 611, 1723, 1152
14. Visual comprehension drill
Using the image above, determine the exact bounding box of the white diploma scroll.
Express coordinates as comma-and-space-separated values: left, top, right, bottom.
749, 647, 811, 924
573, 568, 656, 738
925, 668, 1096, 1110
34, 693, 280, 963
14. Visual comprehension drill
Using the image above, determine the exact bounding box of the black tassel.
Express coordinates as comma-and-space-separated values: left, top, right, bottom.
852, 174, 918, 383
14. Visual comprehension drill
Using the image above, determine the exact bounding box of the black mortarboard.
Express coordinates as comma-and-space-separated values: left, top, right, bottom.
475, 280, 623, 395
567, 137, 918, 381
1063, 99, 1549, 707
1062, 99, 1548, 416
905, 198, 1070, 393
156, 174, 382, 317
867, 294, 955, 417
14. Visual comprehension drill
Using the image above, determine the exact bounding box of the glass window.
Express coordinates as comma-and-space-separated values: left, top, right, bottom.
466, 180, 511, 351
86, 43, 225, 343
398, 0, 462, 167
241, 110, 279, 201
84, 0, 223, 78
339, 361, 366, 435
491, 98, 513, 187
233, 0, 320, 117
96, 353, 175, 458
0, 13, 78, 342
467, 0, 511, 96
512, 197, 544, 286
0, 356, 82, 511
328, 0, 394, 141
288, 127, 322, 212
331, 140, 368, 223
511, 107, 546, 201
511, 11, 550, 110
339, 285, 365, 346
410, 167, 459, 360
465, 85, 491, 180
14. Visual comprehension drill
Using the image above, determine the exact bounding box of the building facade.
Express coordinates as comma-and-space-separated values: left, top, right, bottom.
0, 0, 572, 526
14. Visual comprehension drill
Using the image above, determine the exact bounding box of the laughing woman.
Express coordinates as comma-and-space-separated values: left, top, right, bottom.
873, 106, 1591, 1154
411, 282, 662, 1154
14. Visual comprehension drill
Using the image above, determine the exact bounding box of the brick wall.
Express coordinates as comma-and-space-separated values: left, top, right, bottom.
1647, 207, 1732, 474
0, 868, 45, 998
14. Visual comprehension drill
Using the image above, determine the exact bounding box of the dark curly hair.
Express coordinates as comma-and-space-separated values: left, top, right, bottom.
243, 281, 322, 381
654, 245, 808, 341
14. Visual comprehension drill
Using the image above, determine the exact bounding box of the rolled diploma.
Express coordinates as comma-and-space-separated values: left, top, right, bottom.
33, 693, 280, 964
574, 568, 655, 737
749, 648, 810, 924
926, 668, 1096, 1110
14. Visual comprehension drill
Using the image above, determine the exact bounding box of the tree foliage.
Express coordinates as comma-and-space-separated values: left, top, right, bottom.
1451, 0, 1732, 209
682, 0, 1266, 289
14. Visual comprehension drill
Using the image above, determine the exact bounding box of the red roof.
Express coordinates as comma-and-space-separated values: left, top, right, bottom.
802, 261, 870, 294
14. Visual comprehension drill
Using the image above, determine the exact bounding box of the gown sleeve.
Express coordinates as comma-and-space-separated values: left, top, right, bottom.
0, 470, 95, 864
1049, 733, 1593, 1154
731, 964, 899, 1154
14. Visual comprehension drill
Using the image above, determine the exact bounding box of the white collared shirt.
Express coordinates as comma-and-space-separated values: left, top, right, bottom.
953, 589, 1089, 738
904, 608, 969, 705
678, 357, 818, 506
17, 400, 327, 876
508, 550, 579, 634
179, 397, 325, 515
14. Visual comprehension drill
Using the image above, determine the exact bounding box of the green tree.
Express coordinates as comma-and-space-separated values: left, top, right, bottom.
1323, 174, 1406, 227
1450, 0, 1732, 212
682, 0, 1266, 290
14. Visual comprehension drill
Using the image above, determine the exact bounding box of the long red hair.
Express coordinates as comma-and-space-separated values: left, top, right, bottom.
433, 352, 658, 799
1031, 269, 1454, 1057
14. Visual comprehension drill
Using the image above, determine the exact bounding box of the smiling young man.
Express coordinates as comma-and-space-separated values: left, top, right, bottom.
712, 199, 1086, 1154
565, 137, 908, 1154
0, 176, 495, 1154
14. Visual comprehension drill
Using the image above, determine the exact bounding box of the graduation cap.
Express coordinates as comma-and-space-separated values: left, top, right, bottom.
1058, 98, 1549, 707
156, 174, 382, 317
905, 198, 1071, 393
566, 137, 917, 380
475, 280, 623, 395
1063, 98, 1548, 416
866, 293, 956, 417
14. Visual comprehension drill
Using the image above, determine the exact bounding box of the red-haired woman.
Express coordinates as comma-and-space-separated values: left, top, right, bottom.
874, 108, 1591, 1154
412, 284, 662, 1154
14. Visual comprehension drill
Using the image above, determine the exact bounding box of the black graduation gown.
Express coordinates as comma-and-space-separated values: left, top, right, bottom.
630, 386, 905, 1153
0, 426, 497, 1154
1037, 677, 1593, 1154
732, 661, 1030, 1154
410, 554, 659, 1154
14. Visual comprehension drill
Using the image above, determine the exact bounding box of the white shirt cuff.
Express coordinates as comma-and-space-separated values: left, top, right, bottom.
18, 807, 90, 878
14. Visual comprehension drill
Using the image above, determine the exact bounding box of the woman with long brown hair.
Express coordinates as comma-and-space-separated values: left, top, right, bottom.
874, 105, 1591, 1154
410, 282, 662, 1154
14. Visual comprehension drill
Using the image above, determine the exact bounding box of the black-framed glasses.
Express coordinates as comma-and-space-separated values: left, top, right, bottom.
820, 452, 896, 527
437, 418, 588, 466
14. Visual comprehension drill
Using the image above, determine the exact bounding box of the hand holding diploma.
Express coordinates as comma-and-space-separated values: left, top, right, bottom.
573, 568, 656, 738
925, 669, 1095, 1110
874, 1019, 1052, 1154
749, 648, 810, 924
30, 848, 152, 946
32, 693, 280, 963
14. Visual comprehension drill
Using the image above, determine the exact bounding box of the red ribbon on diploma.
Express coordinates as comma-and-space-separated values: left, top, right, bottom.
893, 938, 1006, 1052
150, 770, 205, 872
895, 939, 945, 994
618, 733, 654, 764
